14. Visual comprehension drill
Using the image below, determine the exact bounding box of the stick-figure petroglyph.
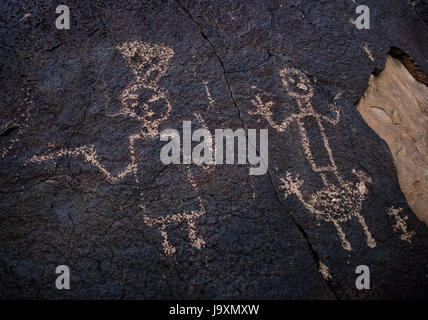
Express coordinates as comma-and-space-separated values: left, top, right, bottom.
252, 66, 376, 251
28, 41, 174, 184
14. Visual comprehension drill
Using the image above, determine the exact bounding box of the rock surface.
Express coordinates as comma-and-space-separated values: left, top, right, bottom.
357, 53, 428, 226
1, 0, 428, 299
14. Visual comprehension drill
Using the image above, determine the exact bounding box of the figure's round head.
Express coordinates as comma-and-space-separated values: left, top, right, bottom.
115, 41, 174, 136
280, 67, 313, 99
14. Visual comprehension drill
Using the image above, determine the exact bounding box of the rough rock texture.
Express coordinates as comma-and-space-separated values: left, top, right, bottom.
1, 0, 428, 299
357, 54, 428, 226
406, 0, 428, 25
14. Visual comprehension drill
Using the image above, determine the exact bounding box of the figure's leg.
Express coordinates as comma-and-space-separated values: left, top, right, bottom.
160, 224, 176, 255
332, 220, 352, 251
143, 215, 178, 255
356, 213, 376, 248
186, 217, 205, 250
129, 132, 143, 182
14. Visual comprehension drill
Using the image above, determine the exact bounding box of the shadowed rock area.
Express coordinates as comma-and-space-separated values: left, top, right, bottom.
1, 0, 428, 299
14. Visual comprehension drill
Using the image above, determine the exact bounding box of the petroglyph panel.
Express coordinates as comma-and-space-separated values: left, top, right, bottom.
2, 0, 428, 300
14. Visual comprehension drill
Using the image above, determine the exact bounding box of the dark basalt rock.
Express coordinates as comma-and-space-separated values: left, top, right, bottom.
0, 0, 427, 299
